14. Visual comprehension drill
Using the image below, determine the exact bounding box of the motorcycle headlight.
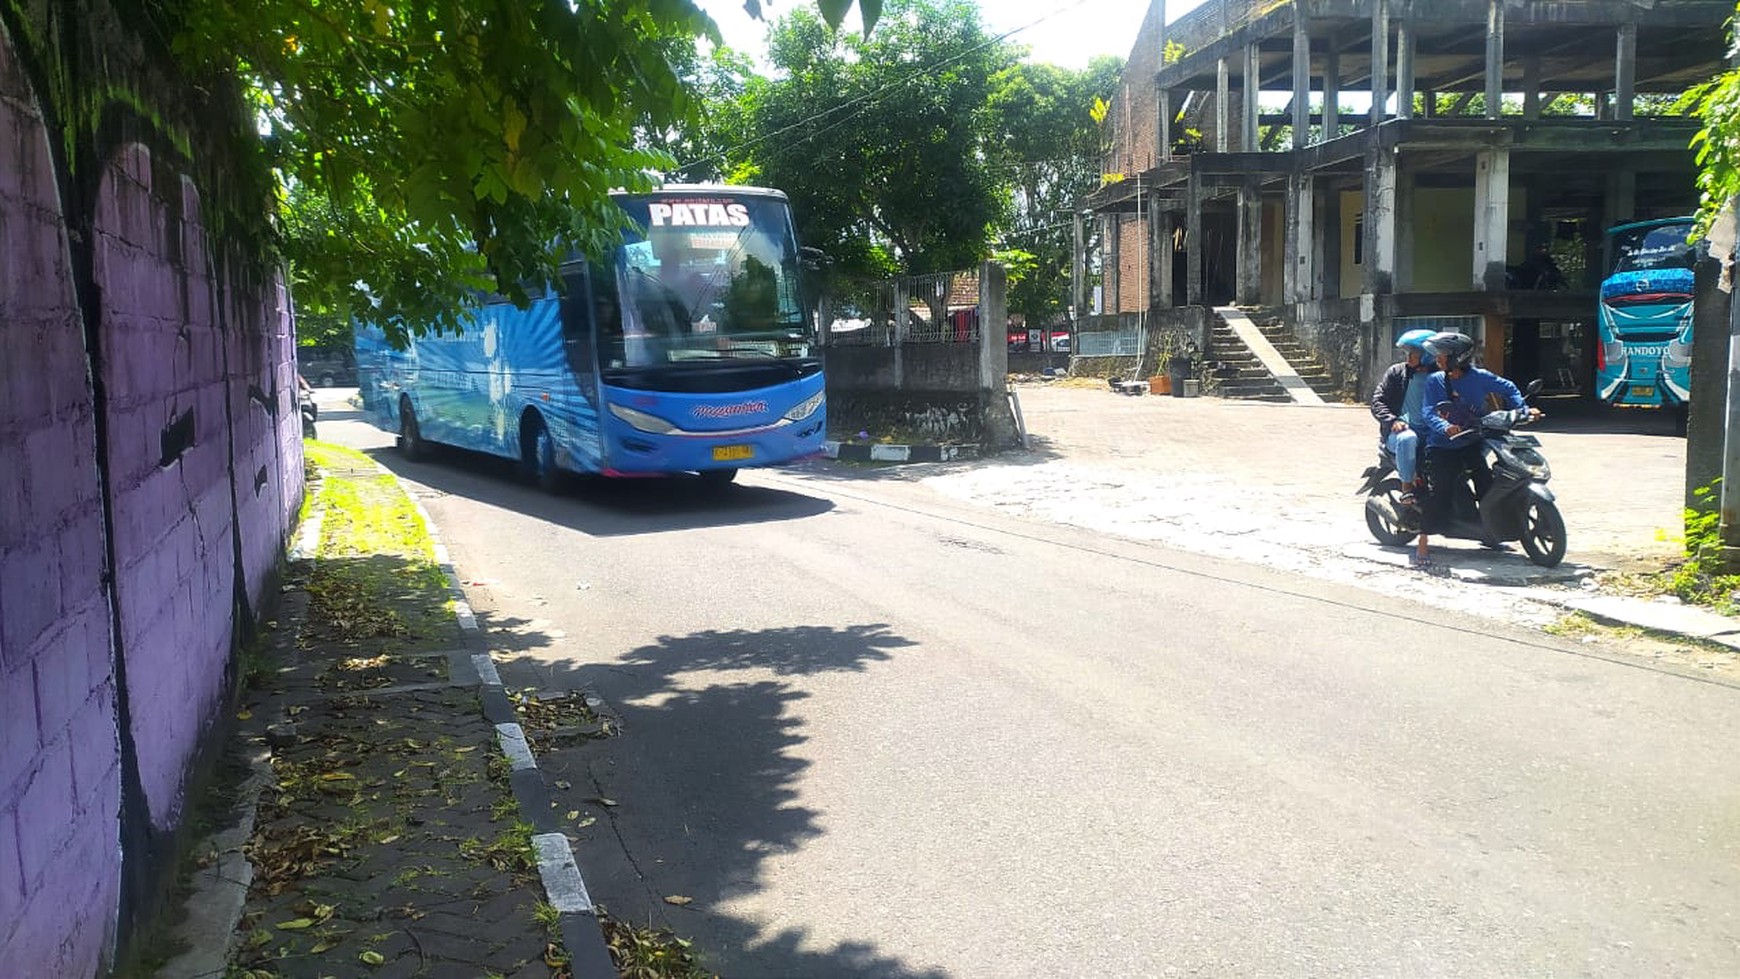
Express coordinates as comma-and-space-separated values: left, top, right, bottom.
608, 403, 679, 435
1505, 445, 1550, 481
783, 390, 825, 422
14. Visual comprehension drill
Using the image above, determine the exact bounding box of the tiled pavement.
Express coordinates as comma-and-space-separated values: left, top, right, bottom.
161, 451, 618, 979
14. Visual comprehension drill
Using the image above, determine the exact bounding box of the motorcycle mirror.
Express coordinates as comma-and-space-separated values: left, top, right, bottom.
1524, 378, 1543, 397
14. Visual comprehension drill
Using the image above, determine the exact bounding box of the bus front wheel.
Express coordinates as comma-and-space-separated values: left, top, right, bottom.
697, 468, 738, 489
520, 415, 562, 493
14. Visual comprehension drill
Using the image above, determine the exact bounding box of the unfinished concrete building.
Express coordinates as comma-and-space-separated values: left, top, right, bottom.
1080, 0, 1730, 400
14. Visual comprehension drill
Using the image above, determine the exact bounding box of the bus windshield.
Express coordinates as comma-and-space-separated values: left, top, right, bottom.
606, 193, 811, 369
1609, 221, 1698, 276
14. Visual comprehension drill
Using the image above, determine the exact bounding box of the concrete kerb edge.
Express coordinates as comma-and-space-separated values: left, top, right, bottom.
823, 440, 982, 463
393, 477, 620, 979
1526, 590, 1740, 649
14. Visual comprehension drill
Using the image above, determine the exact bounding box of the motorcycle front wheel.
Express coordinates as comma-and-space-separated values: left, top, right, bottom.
1519, 498, 1567, 567
1364, 478, 1418, 547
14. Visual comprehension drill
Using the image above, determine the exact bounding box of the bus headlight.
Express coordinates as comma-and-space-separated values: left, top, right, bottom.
783, 391, 825, 422
608, 403, 679, 435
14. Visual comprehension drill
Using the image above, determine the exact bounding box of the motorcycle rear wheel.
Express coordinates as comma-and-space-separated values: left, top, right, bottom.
1364, 478, 1418, 547
1519, 498, 1567, 567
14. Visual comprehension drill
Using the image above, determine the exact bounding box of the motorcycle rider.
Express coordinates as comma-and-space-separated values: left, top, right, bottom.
1369, 328, 1439, 506
1415, 331, 1539, 568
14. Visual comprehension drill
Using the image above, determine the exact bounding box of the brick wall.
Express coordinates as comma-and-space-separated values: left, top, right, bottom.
0, 29, 125, 977
0, 4, 303, 972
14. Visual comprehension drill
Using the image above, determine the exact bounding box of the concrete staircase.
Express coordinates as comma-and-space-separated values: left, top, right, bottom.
1205, 311, 1341, 403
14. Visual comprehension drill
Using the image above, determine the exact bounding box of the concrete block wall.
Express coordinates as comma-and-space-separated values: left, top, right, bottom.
0, 30, 125, 978
0, 4, 303, 972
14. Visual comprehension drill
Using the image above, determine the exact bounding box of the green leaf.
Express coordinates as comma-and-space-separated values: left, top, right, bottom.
817, 0, 853, 29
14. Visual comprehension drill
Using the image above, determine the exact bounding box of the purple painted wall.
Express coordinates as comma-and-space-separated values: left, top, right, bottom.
0, 6, 303, 973
0, 30, 123, 979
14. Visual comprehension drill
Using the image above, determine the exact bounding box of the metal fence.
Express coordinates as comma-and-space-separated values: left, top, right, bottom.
822, 270, 982, 347
1076, 326, 1146, 358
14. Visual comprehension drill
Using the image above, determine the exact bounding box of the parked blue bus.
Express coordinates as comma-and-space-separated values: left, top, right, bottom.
1596, 216, 1699, 411
356, 185, 825, 487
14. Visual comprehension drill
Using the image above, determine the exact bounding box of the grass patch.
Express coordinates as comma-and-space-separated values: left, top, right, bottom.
297, 442, 455, 649
459, 821, 537, 879
599, 908, 716, 979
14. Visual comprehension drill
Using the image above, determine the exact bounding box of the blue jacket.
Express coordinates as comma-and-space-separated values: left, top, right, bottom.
1421, 367, 1525, 448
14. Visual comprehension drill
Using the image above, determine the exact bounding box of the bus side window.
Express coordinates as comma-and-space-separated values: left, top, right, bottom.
559, 270, 598, 396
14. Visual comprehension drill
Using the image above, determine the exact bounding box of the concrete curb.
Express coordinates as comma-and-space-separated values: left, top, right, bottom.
1530, 591, 1740, 650
395, 478, 620, 979
823, 440, 981, 463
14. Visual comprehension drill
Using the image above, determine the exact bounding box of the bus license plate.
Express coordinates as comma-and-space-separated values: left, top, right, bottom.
712, 444, 754, 462
1629, 385, 1656, 398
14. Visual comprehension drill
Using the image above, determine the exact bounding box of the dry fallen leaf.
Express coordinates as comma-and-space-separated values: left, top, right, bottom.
276, 918, 316, 930
663, 895, 693, 906
359, 949, 386, 966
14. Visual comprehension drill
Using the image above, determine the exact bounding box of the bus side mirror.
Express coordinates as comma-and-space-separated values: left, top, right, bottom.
800, 247, 827, 272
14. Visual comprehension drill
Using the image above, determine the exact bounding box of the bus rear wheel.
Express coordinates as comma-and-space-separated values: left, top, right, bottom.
520, 415, 562, 493
398, 399, 428, 461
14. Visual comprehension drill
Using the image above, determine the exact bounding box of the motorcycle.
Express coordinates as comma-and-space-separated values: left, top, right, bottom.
1356, 380, 1567, 568
299, 387, 318, 440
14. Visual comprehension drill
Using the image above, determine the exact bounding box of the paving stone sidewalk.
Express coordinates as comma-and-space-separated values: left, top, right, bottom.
161, 447, 601, 979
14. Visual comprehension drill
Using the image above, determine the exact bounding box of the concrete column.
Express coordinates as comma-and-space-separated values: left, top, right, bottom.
1363, 145, 1398, 295
1396, 19, 1415, 119
1106, 212, 1121, 315
1187, 173, 1205, 305
1157, 208, 1177, 308
1324, 49, 1341, 141
1321, 181, 1341, 299
1285, 172, 1317, 303
1616, 23, 1637, 121
1473, 150, 1510, 290
1237, 179, 1263, 305
1722, 196, 1740, 557
1371, 0, 1389, 127
1148, 194, 1167, 309
1244, 43, 1261, 151
894, 280, 910, 342
1159, 88, 1173, 162
1155, 0, 1170, 163
1293, 16, 1312, 148
1395, 167, 1416, 291
1604, 169, 1636, 235
978, 260, 1008, 392
1486, 0, 1505, 119
1217, 57, 1231, 152
1522, 55, 1542, 119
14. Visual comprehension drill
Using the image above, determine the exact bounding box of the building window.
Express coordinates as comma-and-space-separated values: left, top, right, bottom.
1353, 213, 1364, 265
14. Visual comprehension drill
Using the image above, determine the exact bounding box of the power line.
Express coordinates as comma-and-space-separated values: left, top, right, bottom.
674, 0, 1100, 176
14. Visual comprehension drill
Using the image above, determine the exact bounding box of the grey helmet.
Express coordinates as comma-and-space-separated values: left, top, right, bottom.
1425, 331, 1478, 371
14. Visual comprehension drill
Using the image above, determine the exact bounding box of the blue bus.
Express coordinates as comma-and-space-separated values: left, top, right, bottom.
1596, 216, 1699, 411
356, 185, 825, 487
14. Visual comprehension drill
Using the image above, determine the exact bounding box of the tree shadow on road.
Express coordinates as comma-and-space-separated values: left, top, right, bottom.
495, 623, 950, 979
363, 444, 838, 537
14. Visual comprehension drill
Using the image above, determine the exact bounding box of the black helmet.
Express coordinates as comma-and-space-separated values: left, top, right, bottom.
1425, 331, 1477, 371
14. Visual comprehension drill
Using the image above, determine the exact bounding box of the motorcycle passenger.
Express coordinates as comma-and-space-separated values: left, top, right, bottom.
1369, 328, 1439, 506
1416, 331, 1538, 569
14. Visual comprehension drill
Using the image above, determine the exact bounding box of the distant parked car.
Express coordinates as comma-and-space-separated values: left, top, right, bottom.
299, 348, 356, 387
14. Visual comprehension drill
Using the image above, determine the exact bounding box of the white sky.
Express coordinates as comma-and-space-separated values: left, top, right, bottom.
695, 0, 1208, 70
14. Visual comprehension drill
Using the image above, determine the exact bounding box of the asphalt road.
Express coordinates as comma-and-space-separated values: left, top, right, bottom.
318, 389, 1740, 978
